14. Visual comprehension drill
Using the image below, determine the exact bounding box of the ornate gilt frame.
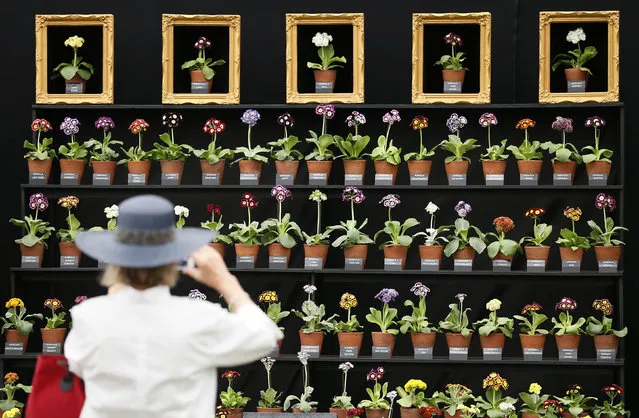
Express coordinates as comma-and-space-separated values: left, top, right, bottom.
162, 14, 241, 104
539, 11, 619, 103
35, 14, 114, 104
286, 13, 365, 104
412, 12, 491, 104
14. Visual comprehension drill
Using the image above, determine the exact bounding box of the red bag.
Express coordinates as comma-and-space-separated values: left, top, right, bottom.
24, 355, 85, 418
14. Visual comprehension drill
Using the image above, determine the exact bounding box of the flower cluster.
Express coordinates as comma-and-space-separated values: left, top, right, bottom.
339, 362, 354, 372
425, 202, 439, 215
240, 192, 258, 209
603, 384, 623, 397
259, 291, 278, 303
194, 36, 212, 49
207, 204, 222, 216
312, 32, 333, 47
382, 109, 401, 124
585, 116, 606, 128
162, 112, 182, 128
347, 408, 365, 418
529, 383, 542, 395
303, 284, 317, 295
309, 189, 327, 203
420, 406, 442, 418
339, 293, 358, 310
222, 370, 240, 380
566, 28, 586, 44
366, 366, 385, 381
516, 118, 536, 130
556, 297, 577, 312
479, 113, 498, 127
522, 302, 542, 315
405, 379, 427, 392
129, 119, 149, 134
315, 104, 335, 119
456, 293, 467, 303
346, 111, 366, 127
525, 208, 545, 218
380, 194, 400, 209
261, 356, 276, 369
278, 113, 294, 127
566, 384, 582, 395
44, 298, 62, 310
542, 399, 564, 413
174, 205, 189, 218
482, 372, 509, 391
31, 118, 52, 132
446, 113, 467, 133
203, 118, 226, 135
499, 403, 516, 413
563, 207, 582, 221
486, 299, 502, 312
58, 195, 79, 209
342, 187, 365, 204
29, 193, 49, 211
5, 298, 24, 309
60, 117, 80, 136
455, 201, 472, 218
240, 109, 261, 127
104, 204, 119, 219
444, 33, 463, 45
493, 216, 514, 233
410, 116, 429, 130
551, 116, 574, 133
271, 185, 292, 203
74, 296, 88, 304
188, 289, 207, 300
297, 350, 310, 366
95, 116, 115, 131
4, 372, 19, 384
411, 282, 430, 297
595, 193, 616, 211
375, 288, 398, 303
64, 35, 85, 48
593, 299, 613, 316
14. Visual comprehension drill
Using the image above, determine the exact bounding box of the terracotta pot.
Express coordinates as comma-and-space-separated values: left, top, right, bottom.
314, 69, 337, 86
411, 332, 436, 348
365, 409, 390, 418
92, 161, 117, 184
20, 243, 45, 267
480, 333, 505, 349
65, 74, 86, 93
338, 332, 364, 354
344, 159, 366, 178
565, 68, 589, 85
445, 332, 473, 348
401, 408, 422, 418
331, 408, 349, 418
234, 243, 259, 262
371, 332, 396, 356
160, 160, 185, 184
517, 160, 543, 176
522, 413, 539, 418
257, 407, 284, 413
452, 247, 475, 261
445, 161, 469, 184
4, 330, 29, 352
344, 244, 368, 267
594, 246, 622, 264
239, 160, 263, 183
128, 160, 152, 184
201, 160, 225, 184
59, 242, 81, 263
303, 244, 329, 268
226, 408, 243, 418
552, 161, 577, 184
493, 252, 513, 262
594, 334, 618, 350
307, 160, 333, 182
209, 242, 226, 258
442, 69, 466, 83
419, 245, 444, 269
275, 160, 299, 183
383, 245, 409, 269
445, 411, 463, 418
559, 247, 584, 262
41, 328, 67, 344
525, 246, 550, 269
190, 69, 213, 93
586, 161, 611, 179
373, 160, 399, 185
28, 158, 52, 183
299, 331, 324, 353
482, 160, 507, 181
562, 413, 590, 418
294, 408, 318, 413
59, 159, 86, 184
269, 243, 291, 266
519, 334, 546, 352
555, 334, 581, 350
407, 160, 432, 176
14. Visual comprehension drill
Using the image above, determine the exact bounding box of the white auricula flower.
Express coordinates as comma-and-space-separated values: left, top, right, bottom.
425, 202, 439, 215
104, 204, 119, 219
486, 298, 502, 312
174, 205, 190, 218
338, 362, 354, 372
303, 284, 317, 294
566, 28, 586, 44
312, 32, 332, 47
387, 390, 398, 401
297, 351, 310, 366
499, 402, 515, 413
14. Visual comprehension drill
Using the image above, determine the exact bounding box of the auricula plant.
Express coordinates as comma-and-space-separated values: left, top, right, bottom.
335, 293, 362, 333
328, 187, 375, 249
219, 370, 250, 409
42, 298, 66, 330
404, 116, 438, 161
519, 383, 550, 418
593, 384, 629, 418
368, 110, 402, 165
434, 33, 467, 71
56, 195, 83, 243
258, 357, 283, 409
507, 119, 543, 161
303, 190, 332, 246
184, 118, 234, 165
284, 352, 318, 412
268, 113, 303, 161
24, 119, 56, 160
366, 289, 399, 335
87, 117, 122, 162
89, 204, 119, 231
332, 362, 355, 410
582, 117, 611, 164
486, 216, 521, 259
335, 111, 370, 160
413, 202, 449, 246
9, 193, 55, 248
520, 208, 553, 247
556, 207, 591, 251
439, 113, 479, 163
479, 113, 508, 161
229, 193, 263, 245
513, 303, 549, 336
399, 283, 438, 334
151, 112, 190, 161
307, 32, 347, 71
444, 201, 486, 258
374, 194, 420, 248
586, 299, 627, 338
258, 290, 290, 332
587, 193, 627, 247
174, 205, 190, 229
261, 185, 303, 249
233, 109, 269, 164
120, 118, 151, 163
551, 297, 586, 335
180, 36, 226, 80
472, 299, 514, 338
552, 28, 598, 75
542, 116, 582, 163
59, 117, 91, 161
51, 35, 94, 81
475, 373, 517, 418
306, 105, 337, 161
293, 284, 337, 334
201, 204, 232, 244
439, 293, 472, 336
358, 367, 390, 410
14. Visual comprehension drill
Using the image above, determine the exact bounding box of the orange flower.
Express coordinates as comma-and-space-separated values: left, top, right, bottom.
516, 118, 536, 130
4, 372, 19, 384
410, 116, 429, 131
493, 216, 515, 234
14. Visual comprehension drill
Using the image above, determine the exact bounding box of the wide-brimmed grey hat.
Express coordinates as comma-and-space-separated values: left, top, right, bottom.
76, 195, 215, 268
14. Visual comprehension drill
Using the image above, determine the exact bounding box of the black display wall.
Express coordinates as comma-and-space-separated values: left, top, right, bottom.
1, 0, 638, 415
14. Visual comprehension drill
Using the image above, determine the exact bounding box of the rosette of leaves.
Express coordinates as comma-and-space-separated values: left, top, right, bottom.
585, 299, 627, 338
475, 373, 517, 418
10, 193, 55, 248
472, 299, 514, 338
513, 303, 549, 336
151, 113, 190, 161
284, 352, 317, 412
303, 190, 332, 246
58, 117, 91, 160
485, 217, 521, 259
399, 283, 439, 334
555, 385, 598, 418
593, 385, 629, 418
405, 116, 438, 161
507, 119, 543, 161
306, 105, 337, 161
396, 379, 431, 408
520, 208, 553, 247
332, 362, 355, 409
443, 201, 486, 257
307, 32, 347, 70
184, 118, 233, 165
374, 194, 419, 248
582, 117, 612, 164
439, 113, 479, 163
328, 187, 375, 249
261, 186, 303, 249
25, 119, 56, 160
56, 196, 83, 243
432, 384, 475, 417
367, 110, 402, 165
201, 204, 232, 245
87, 117, 122, 162
181, 37, 226, 80
556, 207, 591, 251
51, 35, 94, 81
587, 194, 627, 247
439, 294, 472, 336
550, 297, 586, 335
478, 113, 508, 161
43, 298, 66, 329
541, 117, 582, 163
335, 111, 370, 160
552, 28, 598, 74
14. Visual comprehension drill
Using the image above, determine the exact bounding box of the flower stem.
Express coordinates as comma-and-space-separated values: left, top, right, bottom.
71, 134, 75, 144
430, 213, 435, 230
347, 307, 351, 322
284, 126, 288, 139
562, 131, 566, 148
603, 207, 608, 240
138, 133, 143, 151
355, 125, 359, 138
342, 370, 348, 396
278, 202, 282, 223
316, 201, 321, 236
388, 207, 392, 222
322, 115, 326, 136
524, 128, 529, 146
594, 128, 600, 152
350, 200, 355, 222
419, 128, 424, 155
170, 128, 175, 144
213, 132, 217, 148
248, 207, 251, 224
487, 126, 491, 149
73, 48, 78, 66
303, 364, 308, 390
386, 124, 392, 142
37, 130, 41, 152
267, 369, 272, 390
571, 219, 575, 233
247, 126, 252, 150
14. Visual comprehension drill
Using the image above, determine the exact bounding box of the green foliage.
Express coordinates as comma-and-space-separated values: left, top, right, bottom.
399, 296, 439, 334
444, 218, 486, 257
556, 228, 591, 250
59, 141, 91, 160
259, 387, 283, 408
519, 391, 549, 415
9, 215, 55, 248
585, 314, 627, 337
506, 140, 543, 161
0, 380, 32, 410
433, 384, 475, 416
56, 213, 83, 243
0, 306, 43, 335
181, 57, 226, 80
51, 55, 94, 81
328, 219, 375, 249
44, 309, 67, 330
555, 392, 598, 417
473, 310, 514, 337
439, 134, 479, 163
302, 230, 332, 246
331, 395, 355, 410
151, 132, 190, 161
404, 139, 438, 161
305, 131, 336, 161
266, 302, 290, 331
334, 314, 362, 333
374, 218, 420, 248
335, 134, 371, 160
520, 223, 553, 247
513, 312, 549, 335
396, 386, 429, 408
293, 300, 337, 333
261, 213, 303, 248
486, 232, 521, 259
552, 45, 598, 74
268, 135, 304, 161
229, 221, 263, 245
587, 217, 627, 247
475, 389, 517, 418
551, 311, 586, 335
541, 141, 582, 164
307, 44, 347, 70
285, 386, 318, 412
481, 139, 509, 161
366, 303, 398, 335
201, 214, 233, 245
233, 145, 269, 163
220, 385, 250, 409
184, 142, 233, 165
358, 382, 391, 410
86, 131, 123, 162
593, 394, 630, 418
368, 135, 401, 165
434, 52, 467, 70
24, 137, 56, 160
439, 302, 472, 336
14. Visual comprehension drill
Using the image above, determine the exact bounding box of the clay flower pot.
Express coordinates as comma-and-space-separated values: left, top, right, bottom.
445, 332, 473, 349
445, 161, 469, 184
565, 68, 588, 86
481, 160, 507, 182
452, 247, 475, 261
234, 243, 259, 263
239, 160, 263, 183
275, 160, 299, 183
337, 332, 364, 354
411, 332, 436, 349
128, 161, 152, 184
552, 161, 577, 184
383, 245, 409, 269
201, 160, 225, 184
442, 69, 466, 84
160, 160, 185, 184
331, 408, 349, 418
190, 69, 213, 93
374, 160, 399, 184
4, 329, 29, 352
28, 158, 52, 183
314, 69, 337, 88
226, 408, 244, 418
517, 160, 543, 177
562, 413, 590, 418
258, 407, 284, 413
304, 244, 329, 268
525, 246, 550, 269
492, 252, 513, 262
400, 408, 422, 418
344, 159, 367, 182
268, 243, 291, 267
59, 159, 86, 184
586, 161, 611, 181
294, 408, 318, 413
59, 242, 82, 263
407, 160, 432, 178
594, 246, 622, 265
20, 243, 45, 267
555, 334, 581, 350
41, 328, 67, 344
65, 74, 86, 93
365, 409, 390, 418
371, 332, 396, 356
419, 245, 444, 270
92, 161, 117, 184
444, 411, 463, 418
209, 242, 226, 258
522, 413, 539, 418
299, 331, 324, 353
594, 334, 618, 351
307, 160, 333, 182
519, 334, 546, 355
480, 333, 505, 350
559, 247, 584, 263
344, 244, 368, 267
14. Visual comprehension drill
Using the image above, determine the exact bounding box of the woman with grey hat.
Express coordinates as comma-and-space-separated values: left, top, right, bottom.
64, 194, 283, 418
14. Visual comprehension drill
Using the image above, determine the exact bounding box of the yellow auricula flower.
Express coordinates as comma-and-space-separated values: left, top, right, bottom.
404, 378, 427, 392
529, 383, 542, 395
2, 408, 21, 418
5, 298, 24, 309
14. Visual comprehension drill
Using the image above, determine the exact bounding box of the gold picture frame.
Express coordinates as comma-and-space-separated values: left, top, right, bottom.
162, 14, 241, 104
35, 14, 114, 104
286, 13, 365, 104
412, 12, 491, 104
538, 10, 619, 103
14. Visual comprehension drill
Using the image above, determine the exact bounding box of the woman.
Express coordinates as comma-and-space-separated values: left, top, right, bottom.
65, 195, 283, 418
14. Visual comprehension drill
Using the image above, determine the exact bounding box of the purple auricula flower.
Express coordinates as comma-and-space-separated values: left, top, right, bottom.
375, 288, 399, 303
454, 201, 472, 218
277, 113, 295, 128
271, 184, 292, 203
342, 186, 365, 204
446, 113, 467, 134
162, 112, 182, 129
585, 116, 606, 128
241, 109, 261, 127
194, 36, 212, 49
74, 295, 88, 304
444, 32, 463, 46
556, 296, 577, 311
60, 117, 80, 136
411, 282, 431, 297
551, 116, 574, 133
95, 116, 115, 132
380, 194, 400, 209
382, 109, 401, 125
479, 113, 498, 128
595, 193, 616, 212
188, 289, 207, 300
315, 104, 335, 120
28, 193, 49, 211
346, 111, 366, 127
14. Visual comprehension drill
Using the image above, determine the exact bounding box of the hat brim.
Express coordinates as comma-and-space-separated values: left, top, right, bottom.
75, 228, 216, 268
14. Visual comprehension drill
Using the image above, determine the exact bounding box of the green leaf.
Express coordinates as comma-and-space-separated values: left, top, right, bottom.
60, 66, 78, 80
202, 66, 215, 80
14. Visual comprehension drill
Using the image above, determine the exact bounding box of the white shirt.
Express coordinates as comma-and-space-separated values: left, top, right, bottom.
64, 285, 283, 418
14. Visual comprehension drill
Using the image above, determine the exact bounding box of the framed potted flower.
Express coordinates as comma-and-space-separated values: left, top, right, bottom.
434, 33, 468, 90
293, 284, 337, 355
335, 293, 364, 356
368, 110, 402, 185
550, 297, 586, 359
51, 35, 95, 93
506, 119, 544, 185
358, 367, 391, 418
10, 193, 55, 267
475, 373, 516, 418
399, 283, 439, 357
586, 299, 627, 360
556, 207, 590, 270
219, 370, 250, 418
257, 357, 283, 413
439, 293, 472, 358
151, 112, 190, 185
396, 379, 430, 418
328, 187, 375, 269
582, 117, 611, 184
228, 193, 263, 267
233, 109, 269, 184
258, 291, 289, 355
588, 193, 626, 270
433, 383, 475, 418
413, 202, 449, 271
335, 111, 370, 185
184, 118, 233, 185
555, 385, 597, 418
201, 204, 233, 257
284, 352, 318, 413
302, 190, 332, 268
58, 117, 90, 184
472, 299, 514, 359
25, 119, 56, 184
119, 119, 152, 185
331, 362, 356, 418
305, 105, 337, 184
404, 116, 438, 185
374, 194, 420, 270
513, 303, 549, 359
366, 289, 400, 356
541, 117, 582, 185
439, 113, 478, 185
519, 383, 550, 418
0, 372, 32, 415
267, 113, 302, 184
593, 385, 629, 418
181, 36, 226, 94
86, 116, 122, 185
552, 28, 597, 92
307, 32, 347, 92
41, 298, 67, 349
56, 196, 83, 266
486, 217, 521, 269
1, 298, 43, 353
261, 185, 303, 268
520, 208, 553, 271
478, 113, 508, 185
443, 201, 486, 270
